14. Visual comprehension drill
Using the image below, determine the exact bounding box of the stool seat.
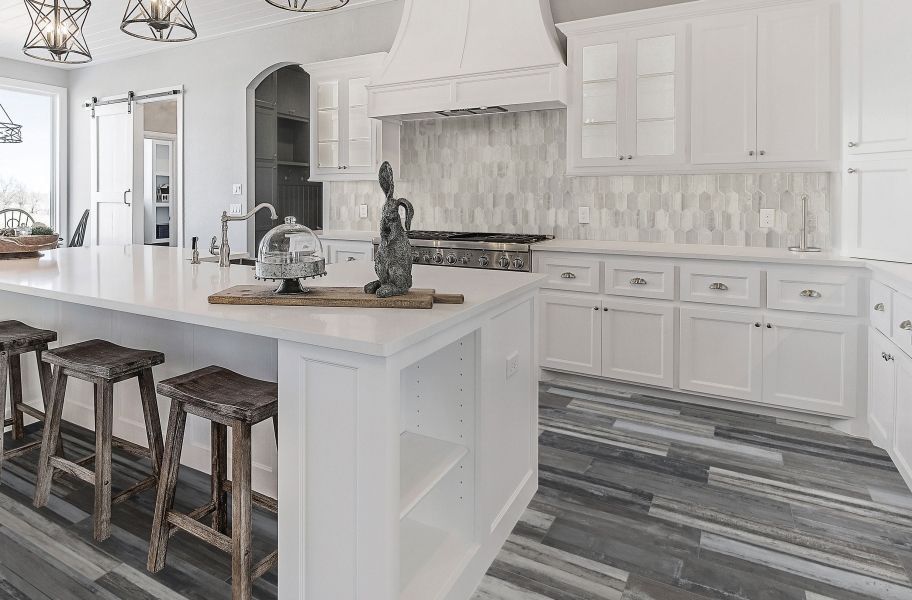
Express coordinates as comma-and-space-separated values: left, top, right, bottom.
0, 320, 57, 353
157, 366, 277, 423
43, 339, 164, 380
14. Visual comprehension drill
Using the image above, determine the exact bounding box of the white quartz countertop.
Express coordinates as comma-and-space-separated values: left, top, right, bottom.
0, 246, 543, 357
534, 239, 866, 268
316, 230, 375, 241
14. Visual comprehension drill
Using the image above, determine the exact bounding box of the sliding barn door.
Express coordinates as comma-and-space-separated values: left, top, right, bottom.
91, 103, 144, 245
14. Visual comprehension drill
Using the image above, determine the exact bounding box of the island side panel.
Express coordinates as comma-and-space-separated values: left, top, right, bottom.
277, 341, 400, 600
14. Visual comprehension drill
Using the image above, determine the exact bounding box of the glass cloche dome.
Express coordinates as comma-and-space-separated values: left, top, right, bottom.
255, 217, 326, 294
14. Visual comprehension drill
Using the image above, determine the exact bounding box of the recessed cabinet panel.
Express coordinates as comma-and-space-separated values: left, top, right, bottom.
893, 294, 912, 356
869, 331, 897, 448
767, 268, 859, 317
679, 307, 762, 402
602, 299, 675, 389
536, 255, 602, 293
870, 280, 894, 337
680, 263, 762, 307
540, 294, 601, 376
578, 38, 622, 163
604, 259, 675, 300
893, 353, 912, 484
844, 159, 912, 263
762, 315, 858, 417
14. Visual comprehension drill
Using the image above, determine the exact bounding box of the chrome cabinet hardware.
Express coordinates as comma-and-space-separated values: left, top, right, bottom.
619, 156, 626, 161
754, 322, 762, 328
626, 155, 633, 160
560, 272, 577, 279
593, 306, 599, 311
749, 150, 755, 156
885, 353, 896, 362
847, 168, 857, 174
901, 320, 912, 331
629, 277, 648, 286
848, 141, 858, 148
346, 256, 357, 262
874, 303, 886, 312
766, 323, 772, 328
123, 189, 131, 206
709, 282, 729, 291
759, 150, 766, 156
800, 289, 822, 299
603, 307, 609, 311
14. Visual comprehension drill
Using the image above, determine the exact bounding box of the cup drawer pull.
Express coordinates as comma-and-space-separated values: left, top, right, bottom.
874, 303, 886, 312
629, 277, 648, 286
800, 289, 822, 299
709, 282, 729, 291
560, 272, 577, 280
901, 320, 912, 332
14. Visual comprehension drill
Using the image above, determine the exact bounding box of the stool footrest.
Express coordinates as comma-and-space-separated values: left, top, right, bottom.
185, 501, 216, 522
166, 510, 232, 554
16, 404, 47, 422
252, 550, 278, 580
112, 475, 158, 506
222, 480, 278, 513
2, 439, 43, 460
49, 456, 94, 484
111, 436, 153, 460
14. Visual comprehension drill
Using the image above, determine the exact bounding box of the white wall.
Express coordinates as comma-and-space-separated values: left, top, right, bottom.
0, 57, 69, 88
67, 0, 403, 253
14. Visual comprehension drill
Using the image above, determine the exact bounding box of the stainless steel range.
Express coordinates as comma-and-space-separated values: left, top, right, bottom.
372, 231, 553, 272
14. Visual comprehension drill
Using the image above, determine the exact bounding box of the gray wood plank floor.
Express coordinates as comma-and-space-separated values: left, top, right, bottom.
0, 381, 911, 599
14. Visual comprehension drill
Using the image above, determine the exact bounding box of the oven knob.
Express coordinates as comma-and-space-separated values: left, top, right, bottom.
512, 258, 525, 270
433, 253, 444, 264
498, 256, 511, 269
412, 252, 420, 263
446, 254, 457, 265
422, 254, 432, 263
478, 255, 490, 267
460, 255, 471, 265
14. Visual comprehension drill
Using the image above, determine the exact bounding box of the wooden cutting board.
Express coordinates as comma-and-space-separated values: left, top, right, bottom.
208, 286, 465, 309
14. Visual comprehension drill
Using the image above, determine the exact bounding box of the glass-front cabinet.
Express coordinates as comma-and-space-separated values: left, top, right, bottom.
307, 54, 400, 182
567, 23, 686, 174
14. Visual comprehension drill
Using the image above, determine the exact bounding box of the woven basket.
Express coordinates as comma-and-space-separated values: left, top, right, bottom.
0, 235, 60, 254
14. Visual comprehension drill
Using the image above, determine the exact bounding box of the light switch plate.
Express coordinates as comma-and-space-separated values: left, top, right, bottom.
578, 206, 591, 224
229, 203, 244, 216
759, 208, 775, 228
506, 351, 520, 379
359, 204, 368, 219
232, 184, 243, 196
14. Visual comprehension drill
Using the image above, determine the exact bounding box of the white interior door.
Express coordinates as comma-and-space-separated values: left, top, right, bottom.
91, 103, 144, 246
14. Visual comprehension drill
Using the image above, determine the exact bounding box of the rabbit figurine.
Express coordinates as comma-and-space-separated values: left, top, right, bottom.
364, 161, 415, 298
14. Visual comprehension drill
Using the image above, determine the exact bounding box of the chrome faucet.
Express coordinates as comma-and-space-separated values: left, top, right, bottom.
210, 203, 278, 267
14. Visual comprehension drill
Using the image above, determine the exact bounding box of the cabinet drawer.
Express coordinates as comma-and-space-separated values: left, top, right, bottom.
604, 260, 675, 300
680, 264, 762, 307
870, 280, 894, 336
536, 255, 602, 293
767, 269, 860, 316
893, 293, 912, 356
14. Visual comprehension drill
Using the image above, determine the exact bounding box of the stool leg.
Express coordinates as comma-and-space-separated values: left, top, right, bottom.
94, 382, 114, 541
211, 422, 228, 534
34, 368, 68, 507
148, 401, 187, 573
137, 369, 164, 477
231, 421, 252, 600
8, 354, 23, 441
35, 349, 64, 459
0, 352, 8, 478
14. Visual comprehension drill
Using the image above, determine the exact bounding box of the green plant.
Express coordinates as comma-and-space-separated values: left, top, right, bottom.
30, 225, 55, 236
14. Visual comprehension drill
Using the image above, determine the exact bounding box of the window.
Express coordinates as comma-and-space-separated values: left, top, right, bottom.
0, 82, 63, 231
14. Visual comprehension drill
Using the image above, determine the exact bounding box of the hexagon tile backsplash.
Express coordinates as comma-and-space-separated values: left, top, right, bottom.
326, 109, 831, 249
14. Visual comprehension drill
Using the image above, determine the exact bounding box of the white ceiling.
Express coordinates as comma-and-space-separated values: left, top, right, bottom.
0, 0, 378, 68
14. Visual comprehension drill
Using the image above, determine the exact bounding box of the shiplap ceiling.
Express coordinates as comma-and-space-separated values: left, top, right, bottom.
0, 0, 379, 67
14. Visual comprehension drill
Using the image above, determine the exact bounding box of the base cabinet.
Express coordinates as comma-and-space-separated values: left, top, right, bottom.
540, 294, 602, 376
869, 331, 897, 447
679, 307, 762, 402
893, 353, 912, 484
601, 299, 675, 389
323, 240, 373, 264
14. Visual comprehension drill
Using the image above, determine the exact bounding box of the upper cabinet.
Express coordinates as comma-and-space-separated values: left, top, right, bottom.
560, 0, 839, 175
567, 23, 687, 174
304, 54, 400, 182
843, 0, 912, 155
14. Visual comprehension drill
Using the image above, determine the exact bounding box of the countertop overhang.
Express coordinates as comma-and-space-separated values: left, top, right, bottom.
0, 246, 545, 357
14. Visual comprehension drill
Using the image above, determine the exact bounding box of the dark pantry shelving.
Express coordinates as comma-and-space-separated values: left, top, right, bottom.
254, 65, 322, 251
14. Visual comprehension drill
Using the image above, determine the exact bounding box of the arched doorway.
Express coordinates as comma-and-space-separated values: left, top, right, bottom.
247, 63, 322, 254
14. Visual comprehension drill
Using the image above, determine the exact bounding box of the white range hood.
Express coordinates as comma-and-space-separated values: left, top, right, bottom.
368, 0, 568, 121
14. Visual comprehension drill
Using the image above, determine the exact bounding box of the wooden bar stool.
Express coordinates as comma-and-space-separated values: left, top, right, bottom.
0, 320, 61, 472
147, 366, 278, 600
33, 339, 166, 541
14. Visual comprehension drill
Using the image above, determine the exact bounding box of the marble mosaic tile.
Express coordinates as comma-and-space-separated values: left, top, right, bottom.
326, 110, 832, 249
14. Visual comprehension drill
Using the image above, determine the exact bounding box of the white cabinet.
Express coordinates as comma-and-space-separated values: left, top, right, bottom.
893, 352, 912, 484
691, 3, 834, 165
143, 137, 174, 245
601, 299, 675, 388
843, 0, 912, 155
323, 239, 373, 264
762, 315, 859, 416
567, 22, 686, 173
540, 293, 602, 376
843, 158, 912, 263
306, 54, 400, 182
869, 331, 897, 448
679, 307, 763, 402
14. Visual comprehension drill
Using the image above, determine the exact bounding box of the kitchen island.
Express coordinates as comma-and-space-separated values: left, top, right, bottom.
0, 245, 544, 600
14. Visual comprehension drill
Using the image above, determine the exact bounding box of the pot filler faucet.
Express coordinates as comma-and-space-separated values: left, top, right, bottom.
210, 203, 278, 267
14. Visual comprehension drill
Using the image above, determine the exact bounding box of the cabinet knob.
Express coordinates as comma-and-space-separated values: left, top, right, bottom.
594, 306, 599, 311
874, 303, 885, 312
847, 168, 857, 174
848, 141, 857, 148
629, 277, 647, 286
759, 150, 766, 156
560, 272, 577, 279
749, 150, 755, 157
886, 354, 895, 362
619, 156, 626, 161
766, 323, 773, 329
901, 320, 912, 331
709, 282, 729, 291
754, 322, 761, 328
800, 289, 822, 299
603, 307, 609, 311
627, 155, 633, 160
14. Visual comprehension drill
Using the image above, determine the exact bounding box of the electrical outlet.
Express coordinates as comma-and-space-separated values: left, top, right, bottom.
229, 203, 244, 216
359, 204, 368, 219
578, 206, 591, 224
232, 184, 243, 196
506, 351, 520, 379
759, 208, 776, 228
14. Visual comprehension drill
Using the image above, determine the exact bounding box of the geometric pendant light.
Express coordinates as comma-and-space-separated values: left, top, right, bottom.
22, 0, 93, 64
264, 0, 349, 12
121, 0, 197, 42
0, 103, 23, 144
